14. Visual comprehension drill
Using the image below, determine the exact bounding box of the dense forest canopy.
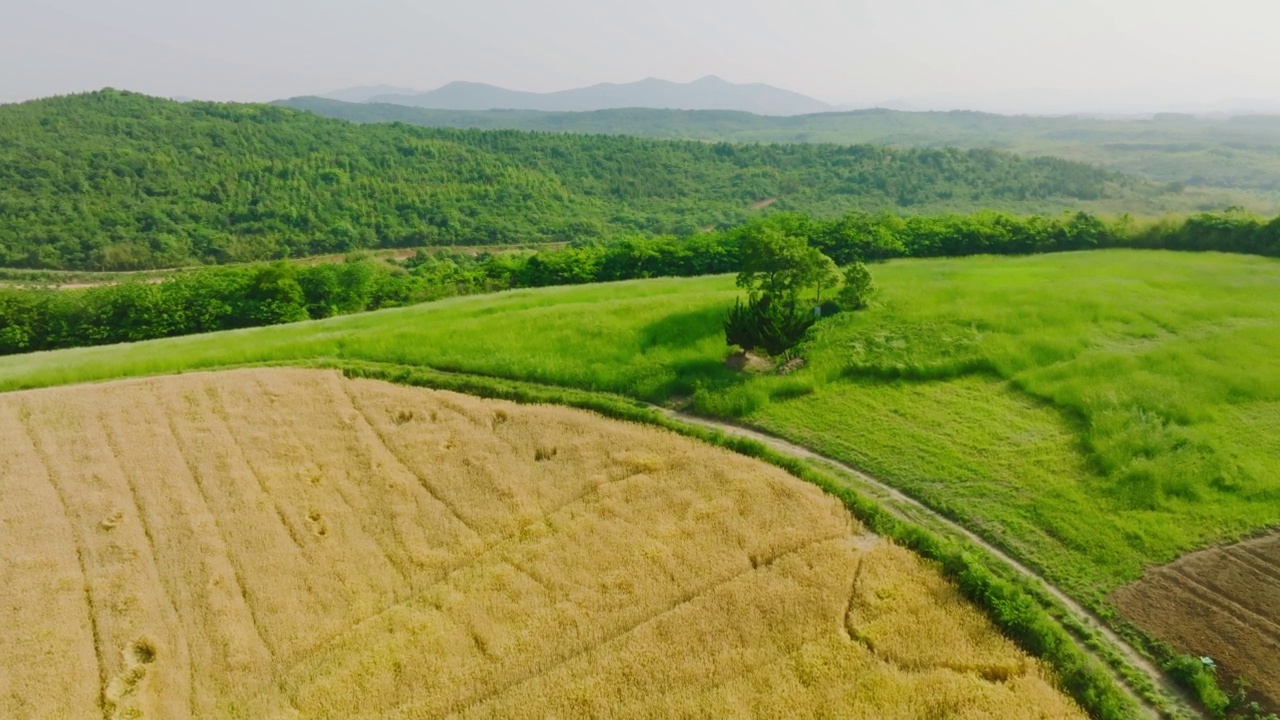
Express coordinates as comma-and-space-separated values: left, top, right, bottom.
1, 90, 1164, 270
279, 96, 1280, 197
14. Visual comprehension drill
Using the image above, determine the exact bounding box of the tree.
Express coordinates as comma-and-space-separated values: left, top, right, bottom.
736, 224, 828, 310
727, 221, 837, 356
809, 252, 840, 305
816, 211, 907, 264
724, 295, 816, 356
836, 262, 874, 310
243, 263, 309, 325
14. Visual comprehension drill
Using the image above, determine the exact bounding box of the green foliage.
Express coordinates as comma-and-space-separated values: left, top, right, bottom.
1, 90, 1164, 271
244, 264, 309, 325
836, 262, 874, 310
734, 217, 829, 306
1164, 656, 1231, 716
0, 256, 435, 354
725, 216, 839, 356
8, 205, 1280, 357
815, 211, 909, 264
281, 96, 1280, 197
723, 295, 817, 356
810, 252, 841, 304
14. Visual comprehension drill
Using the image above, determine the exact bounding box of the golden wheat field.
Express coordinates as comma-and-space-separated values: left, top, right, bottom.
0, 368, 1085, 719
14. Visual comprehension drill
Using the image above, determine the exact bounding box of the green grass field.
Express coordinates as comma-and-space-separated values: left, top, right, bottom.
4, 249, 1278, 611
744, 250, 1280, 602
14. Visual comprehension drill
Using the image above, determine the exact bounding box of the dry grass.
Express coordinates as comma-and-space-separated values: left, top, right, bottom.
0, 368, 1085, 718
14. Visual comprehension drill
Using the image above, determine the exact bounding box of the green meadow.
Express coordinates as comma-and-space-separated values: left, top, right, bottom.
4, 249, 1279, 607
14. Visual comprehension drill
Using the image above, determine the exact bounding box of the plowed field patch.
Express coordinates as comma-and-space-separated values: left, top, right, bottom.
1112, 530, 1280, 710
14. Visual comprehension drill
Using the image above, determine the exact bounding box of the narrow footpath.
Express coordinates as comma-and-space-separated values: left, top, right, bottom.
333, 359, 1203, 719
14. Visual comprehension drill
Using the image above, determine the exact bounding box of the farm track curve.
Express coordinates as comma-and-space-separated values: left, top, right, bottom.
324, 359, 1203, 718
656, 407, 1201, 720
334, 360, 1203, 718
0, 367, 1093, 719
0, 356, 1204, 718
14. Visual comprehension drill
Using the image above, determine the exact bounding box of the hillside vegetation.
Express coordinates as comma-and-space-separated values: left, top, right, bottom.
1, 90, 1166, 270
0, 368, 1086, 719
279, 97, 1280, 197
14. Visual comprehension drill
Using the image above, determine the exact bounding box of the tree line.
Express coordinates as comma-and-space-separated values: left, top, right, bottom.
0, 89, 1154, 271
3, 207, 1278, 357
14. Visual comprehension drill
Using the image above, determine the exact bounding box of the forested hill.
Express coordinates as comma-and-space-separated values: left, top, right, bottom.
4, 89, 1158, 270
280, 96, 1280, 194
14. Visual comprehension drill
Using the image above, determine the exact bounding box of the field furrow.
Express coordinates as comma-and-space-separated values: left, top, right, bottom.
103, 384, 271, 716
1113, 528, 1280, 707
446, 534, 851, 717
158, 387, 303, 664
98, 415, 195, 718
1237, 545, 1280, 582
18, 389, 187, 719
338, 379, 490, 538
1167, 569, 1280, 644
0, 407, 101, 719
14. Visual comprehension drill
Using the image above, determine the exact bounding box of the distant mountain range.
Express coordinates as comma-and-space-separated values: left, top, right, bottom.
320, 84, 422, 104
318, 76, 835, 116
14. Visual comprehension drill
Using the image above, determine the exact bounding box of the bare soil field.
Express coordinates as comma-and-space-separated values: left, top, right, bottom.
1112, 530, 1280, 709
0, 368, 1085, 719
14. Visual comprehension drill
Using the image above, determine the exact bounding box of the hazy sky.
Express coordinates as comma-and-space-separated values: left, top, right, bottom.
4, 0, 1279, 113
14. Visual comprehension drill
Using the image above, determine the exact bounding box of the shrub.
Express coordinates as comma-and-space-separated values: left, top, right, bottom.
724, 295, 816, 356
1164, 655, 1230, 716
836, 261, 874, 310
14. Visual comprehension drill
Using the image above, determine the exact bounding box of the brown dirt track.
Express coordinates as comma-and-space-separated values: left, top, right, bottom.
0, 368, 1086, 719
1111, 530, 1280, 709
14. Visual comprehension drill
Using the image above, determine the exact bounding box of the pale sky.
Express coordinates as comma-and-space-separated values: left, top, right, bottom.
3, 0, 1279, 113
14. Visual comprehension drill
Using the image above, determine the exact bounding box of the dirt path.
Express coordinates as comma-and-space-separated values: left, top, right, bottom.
658, 409, 1202, 720
0, 368, 1093, 719
37, 358, 1197, 717
332, 360, 1201, 718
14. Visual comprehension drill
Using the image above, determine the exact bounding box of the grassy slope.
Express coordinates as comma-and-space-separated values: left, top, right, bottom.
749, 251, 1280, 602
0, 275, 737, 394
3, 251, 1278, 609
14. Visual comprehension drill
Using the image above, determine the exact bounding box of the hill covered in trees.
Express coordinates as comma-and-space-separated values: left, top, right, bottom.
3, 89, 1165, 270
278, 97, 1280, 197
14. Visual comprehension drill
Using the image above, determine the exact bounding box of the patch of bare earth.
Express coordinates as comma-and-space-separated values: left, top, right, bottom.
725, 350, 775, 374
1111, 530, 1280, 710
0, 368, 1086, 719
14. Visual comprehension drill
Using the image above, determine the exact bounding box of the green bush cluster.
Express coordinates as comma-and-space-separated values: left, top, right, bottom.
723, 296, 816, 356
0, 256, 427, 353
1164, 656, 1231, 716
